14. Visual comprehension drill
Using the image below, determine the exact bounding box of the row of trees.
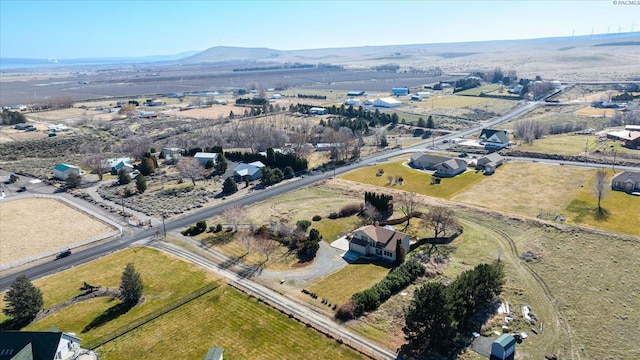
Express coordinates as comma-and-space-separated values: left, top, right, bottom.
337, 259, 425, 319
403, 261, 505, 355
364, 191, 393, 214
1, 109, 27, 125
225, 148, 308, 172
3, 264, 143, 325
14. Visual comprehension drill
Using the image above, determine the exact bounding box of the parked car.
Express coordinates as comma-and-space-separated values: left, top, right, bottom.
55, 249, 72, 260
17, 186, 26, 192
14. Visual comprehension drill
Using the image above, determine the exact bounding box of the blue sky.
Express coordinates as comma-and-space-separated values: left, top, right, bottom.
1, 0, 638, 59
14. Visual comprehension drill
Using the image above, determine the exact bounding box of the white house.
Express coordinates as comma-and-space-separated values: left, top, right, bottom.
233, 161, 265, 181
104, 158, 133, 175
347, 224, 410, 263
344, 98, 361, 106
373, 97, 402, 108
53, 163, 80, 180
194, 152, 219, 166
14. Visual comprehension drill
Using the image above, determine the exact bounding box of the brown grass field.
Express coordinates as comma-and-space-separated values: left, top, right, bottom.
0, 198, 115, 265
450, 162, 595, 217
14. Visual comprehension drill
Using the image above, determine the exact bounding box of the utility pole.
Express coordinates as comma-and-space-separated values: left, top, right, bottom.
162, 213, 167, 238
122, 198, 125, 220
612, 146, 617, 172
585, 139, 588, 165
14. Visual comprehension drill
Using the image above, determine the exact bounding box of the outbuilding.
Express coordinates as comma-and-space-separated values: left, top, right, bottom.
391, 87, 409, 96
490, 334, 516, 360
373, 97, 402, 108
194, 152, 219, 166
309, 107, 328, 115
53, 163, 80, 180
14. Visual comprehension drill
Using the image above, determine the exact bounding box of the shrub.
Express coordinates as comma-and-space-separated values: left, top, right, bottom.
328, 212, 339, 219
335, 300, 357, 320
216, 223, 223, 232
296, 220, 311, 232
339, 203, 362, 217
312, 215, 322, 221
196, 220, 207, 233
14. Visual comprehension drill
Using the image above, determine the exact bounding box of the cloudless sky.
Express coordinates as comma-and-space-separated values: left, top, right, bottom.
1, 0, 638, 59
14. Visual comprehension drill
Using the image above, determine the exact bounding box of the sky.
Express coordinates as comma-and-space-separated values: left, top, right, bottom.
1, 0, 639, 59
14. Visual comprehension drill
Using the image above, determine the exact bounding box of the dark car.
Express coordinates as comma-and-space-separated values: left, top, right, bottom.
17, 186, 26, 192
55, 249, 72, 260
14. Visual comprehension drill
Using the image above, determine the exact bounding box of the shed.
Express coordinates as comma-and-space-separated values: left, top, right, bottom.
490, 334, 516, 360
194, 152, 219, 166
391, 87, 409, 96
53, 163, 80, 181
309, 107, 328, 115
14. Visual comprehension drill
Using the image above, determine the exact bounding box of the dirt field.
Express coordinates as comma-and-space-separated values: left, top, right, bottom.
0, 198, 115, 265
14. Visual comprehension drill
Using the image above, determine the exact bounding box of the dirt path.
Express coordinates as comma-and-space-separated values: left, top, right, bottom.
458, 216, 579, 359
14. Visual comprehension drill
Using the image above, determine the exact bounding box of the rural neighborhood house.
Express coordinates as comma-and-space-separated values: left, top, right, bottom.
347, 224, 410, 263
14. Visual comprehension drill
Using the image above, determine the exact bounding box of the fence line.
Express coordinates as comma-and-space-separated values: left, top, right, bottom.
88, 281, 221, 350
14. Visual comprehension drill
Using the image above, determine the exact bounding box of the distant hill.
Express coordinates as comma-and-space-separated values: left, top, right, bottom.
178, 32, 640, 68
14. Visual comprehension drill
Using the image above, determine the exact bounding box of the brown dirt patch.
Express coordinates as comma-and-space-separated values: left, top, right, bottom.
0, 198, 115, 265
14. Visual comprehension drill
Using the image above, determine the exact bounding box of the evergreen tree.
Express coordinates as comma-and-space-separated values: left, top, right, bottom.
3, 275, 43, 323
426, 115, 435, 129
403, 282, 455, 354
283, 166, 295, 179
222, 176, 238, 194
215, 153, 228, 174
119, 263, 143, 308
136, 174, 147, 193
417, 117, 426, 128
118, 168, 131, 185
205, 159, 214, 170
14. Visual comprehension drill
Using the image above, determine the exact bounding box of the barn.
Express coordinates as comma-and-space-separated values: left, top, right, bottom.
373, 97, 402, 108
391, 87, 409, 96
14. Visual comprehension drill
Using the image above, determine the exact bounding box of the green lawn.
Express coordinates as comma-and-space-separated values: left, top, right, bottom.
0, 248, 216, 345
307, 262, 391, 306
340, 160, 484, 199
313, 215, 362, 243
454, 84, 502, 96
96, 284, 366, 360
564, 170, 640, 237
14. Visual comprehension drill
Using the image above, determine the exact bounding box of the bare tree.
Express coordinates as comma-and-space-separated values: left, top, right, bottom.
236, 229, 253, 255
176, 157, 204, 186
396, 192, 421, 228
421, 206, 458, 239
84, 154, 109, 180
593, 169, 609, 214
256, 234, 278, 262
223, 204, 246, 232
123, 136, 152, 160
118, 103, 137, 120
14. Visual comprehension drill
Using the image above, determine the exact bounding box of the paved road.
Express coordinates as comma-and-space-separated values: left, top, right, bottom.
149, 240, 400, 360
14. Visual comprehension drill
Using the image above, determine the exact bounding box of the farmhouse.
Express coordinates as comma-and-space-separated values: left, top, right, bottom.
233, 161, 265, 182
479, 129, 509, 149
0, 329, 95, 360
161, 147, 183, 160
309, 107, 328, 115
194, 152, 219, 166
434, 158, 467, 177
347, 224, 410, 263
391, 87, 409, 96
53, 163, 80, 180
490, 333, 516, 360
104, 158, 133, 175
611, 171, 640, 193
409, 153, 451, 170
476, 152, 505, 174
373, 97, 402, 108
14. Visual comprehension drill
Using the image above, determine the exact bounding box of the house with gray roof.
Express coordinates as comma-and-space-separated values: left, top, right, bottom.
611, 171, 640, 193
479, 129, 509, 149
233, 161, 265, 182
348, 224, 410, 263
476, 152, 504, 174
409, 152, 467, 177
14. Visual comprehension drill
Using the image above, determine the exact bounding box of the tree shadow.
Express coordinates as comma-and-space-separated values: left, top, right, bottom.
594, 207, 609, 221
0, 317, 29, 331
82, 301, 130, 333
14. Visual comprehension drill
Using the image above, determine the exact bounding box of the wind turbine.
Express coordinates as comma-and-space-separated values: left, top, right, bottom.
607, 24, 612, 34
631, 21, 637, 32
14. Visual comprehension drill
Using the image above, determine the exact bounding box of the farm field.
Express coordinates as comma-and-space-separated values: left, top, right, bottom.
0, 198, 115, 266
340, 160, 484, 199
307, 262, 391, 306
96, 284, 366, 360
516, 133, 636, 156
450, 162, 594, 218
